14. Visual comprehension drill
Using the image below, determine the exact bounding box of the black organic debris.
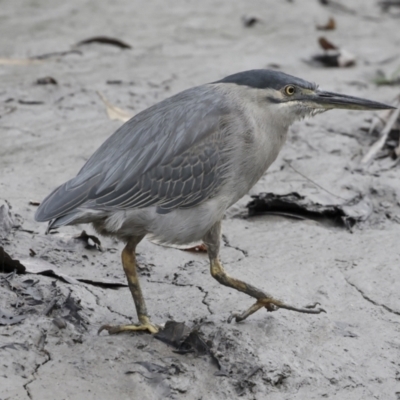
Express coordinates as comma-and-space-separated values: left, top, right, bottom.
246, 192, 372, 230
22, 257, 127, 288
75, 36, 132, 49
18, 100, 45, 105
36, 76, 58, 85
241, 16, 260, 27
0, 247, 26, 274
74, 230, 102, 251
32, 50, 82, 60
306, 37, 356, 68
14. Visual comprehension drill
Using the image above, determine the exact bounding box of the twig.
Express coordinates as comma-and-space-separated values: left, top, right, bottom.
361, 106, 400, 164
96, 91, 133, 122
285, 161, 349, 201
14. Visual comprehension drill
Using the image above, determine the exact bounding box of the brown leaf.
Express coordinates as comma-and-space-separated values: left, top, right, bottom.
316, 17, 336, 30
29, 200, 40, 206
318, 37, 338, 50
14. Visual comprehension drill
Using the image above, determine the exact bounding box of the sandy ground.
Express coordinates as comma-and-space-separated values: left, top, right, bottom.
1, 0, 400, 399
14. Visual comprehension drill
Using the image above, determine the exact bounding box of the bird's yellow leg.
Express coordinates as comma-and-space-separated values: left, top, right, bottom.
98, 236, 159, 335
203, 222, 325, 323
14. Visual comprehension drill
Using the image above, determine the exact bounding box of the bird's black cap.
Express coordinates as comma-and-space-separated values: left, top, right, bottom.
214, 69, 317, 91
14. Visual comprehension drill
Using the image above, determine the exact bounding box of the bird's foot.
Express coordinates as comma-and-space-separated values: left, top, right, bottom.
228, 298, 326, 323
98, 317, 159, 335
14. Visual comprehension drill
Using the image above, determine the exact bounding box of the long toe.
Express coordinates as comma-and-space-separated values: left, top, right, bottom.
98, 322, 159, 335
228, 298, 326, 323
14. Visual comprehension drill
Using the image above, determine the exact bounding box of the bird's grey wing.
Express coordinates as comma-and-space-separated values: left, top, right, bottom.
35, 85, 232, 222
85, 127, 231, 213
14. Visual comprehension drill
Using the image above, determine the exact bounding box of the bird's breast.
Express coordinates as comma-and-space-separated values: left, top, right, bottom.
228, 116, 289, 205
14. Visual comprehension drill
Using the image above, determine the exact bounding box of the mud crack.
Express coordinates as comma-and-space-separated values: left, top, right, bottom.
222, 234, 248, 257
82, 284, 132, 320
23, 334, 52, 399
195, 284, 213, 315
148, 275, 213, 315
345, 278, 400, 316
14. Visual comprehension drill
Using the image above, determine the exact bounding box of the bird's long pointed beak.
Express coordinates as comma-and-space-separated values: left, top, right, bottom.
310, 90, 395, 111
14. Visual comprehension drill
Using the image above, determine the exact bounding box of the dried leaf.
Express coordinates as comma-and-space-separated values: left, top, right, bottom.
318, 37, 338, 50
75, 36, 132, 49
97, 91, 133, 122
155, 321, 208, 354
29, 200, 41, 206
316, 17, 336, 30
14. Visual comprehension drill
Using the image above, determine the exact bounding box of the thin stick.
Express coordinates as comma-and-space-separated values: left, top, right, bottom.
361, 105, 400, 165
286, 161, 349, 201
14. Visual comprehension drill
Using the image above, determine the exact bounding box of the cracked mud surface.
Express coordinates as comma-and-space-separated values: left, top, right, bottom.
1, 0, 400, 399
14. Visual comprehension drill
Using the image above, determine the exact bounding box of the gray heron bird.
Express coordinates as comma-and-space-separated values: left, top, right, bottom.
35, 69, 394, 334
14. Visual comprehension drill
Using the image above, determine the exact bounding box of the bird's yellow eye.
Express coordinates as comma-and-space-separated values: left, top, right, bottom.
285, 85, 296, 96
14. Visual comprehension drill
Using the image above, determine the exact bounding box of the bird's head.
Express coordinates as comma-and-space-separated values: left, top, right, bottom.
216, 69, 394, 125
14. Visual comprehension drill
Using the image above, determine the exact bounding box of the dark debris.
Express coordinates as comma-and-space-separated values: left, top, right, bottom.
0, 247, 26, 274
241, 16, 260, 27
155, 321, 223, 370
36, 76, 58, 85
247, 192, 372, 231
74, 230, 102, 251
75, 36, 132, 49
